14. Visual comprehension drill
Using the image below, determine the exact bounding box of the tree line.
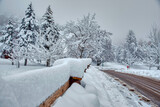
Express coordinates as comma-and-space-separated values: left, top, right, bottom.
0, 3, 113, 67
0, 3, 160, 69
116, 28, 160, 70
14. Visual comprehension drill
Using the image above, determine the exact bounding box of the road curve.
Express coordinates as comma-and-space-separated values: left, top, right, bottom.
102, 70, 160, 107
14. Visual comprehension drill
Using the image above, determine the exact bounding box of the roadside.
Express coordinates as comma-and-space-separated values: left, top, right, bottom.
53, 66, 151, 107
99, 62, 160, 80
103, 70, 160, 107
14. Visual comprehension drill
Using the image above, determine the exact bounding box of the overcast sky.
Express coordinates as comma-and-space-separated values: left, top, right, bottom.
0, 0, 160, 45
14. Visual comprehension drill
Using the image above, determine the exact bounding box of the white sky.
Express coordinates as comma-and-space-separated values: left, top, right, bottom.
0, 0, 160, 45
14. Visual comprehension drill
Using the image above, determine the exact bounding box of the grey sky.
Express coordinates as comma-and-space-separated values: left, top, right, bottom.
0, 0, 160, 45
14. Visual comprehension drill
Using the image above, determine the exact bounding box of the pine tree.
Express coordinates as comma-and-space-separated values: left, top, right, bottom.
115, 30, 138, 65
18, 3, 39, 66
126, 30, 137, 54
1, 20, 16, 64
41, 6, 60, 67
125, 30, 137, 65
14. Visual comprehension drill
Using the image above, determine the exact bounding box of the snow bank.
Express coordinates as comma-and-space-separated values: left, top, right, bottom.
81, 66, 151, 107
101, 62, 160, 80
53, 66, 150, 107
0, 58, 91, 107
54, 58, 91, 78
52, 83, 100, 107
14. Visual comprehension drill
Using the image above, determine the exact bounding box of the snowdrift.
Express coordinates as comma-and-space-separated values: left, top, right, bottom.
0, 58, 91, 107
54, 58, 92, 78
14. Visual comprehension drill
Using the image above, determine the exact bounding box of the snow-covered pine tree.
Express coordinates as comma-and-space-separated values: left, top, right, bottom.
40, 6, 61, 67
1, 20, 16, 64
115, 30, 138, 66
18, 3, 39, 66
115, 45, 124, 63
126, 30, 137, 54
125, 30, 137, 65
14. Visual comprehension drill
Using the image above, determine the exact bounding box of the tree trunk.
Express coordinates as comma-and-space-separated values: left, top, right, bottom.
149, 65, 151, 70
24, 58, 27, 66
46, 59, 50, 67
12, 60, 14, 65
157, 66, 160, 70
17, 61, 20, 68
156, 56, 160, 70
97, 60, 101, 66
80, 50, 83, 58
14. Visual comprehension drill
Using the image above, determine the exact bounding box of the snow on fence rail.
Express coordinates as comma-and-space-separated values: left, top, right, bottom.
54, 58, 92, 78
0, 58, 92, 107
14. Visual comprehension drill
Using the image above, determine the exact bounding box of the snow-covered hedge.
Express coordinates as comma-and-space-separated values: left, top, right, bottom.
0, 58, 91, 107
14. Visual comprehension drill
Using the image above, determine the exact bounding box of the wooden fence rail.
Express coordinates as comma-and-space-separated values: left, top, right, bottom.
39, 64, 90, 107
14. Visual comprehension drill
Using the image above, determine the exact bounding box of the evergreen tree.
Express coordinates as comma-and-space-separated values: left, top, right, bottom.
116, 30, 138, 66
125, 30, 137, 65
1, 20, 16, 64
18, 3, 39, 66
126, 30, 137, 54
40, 6, 60, 67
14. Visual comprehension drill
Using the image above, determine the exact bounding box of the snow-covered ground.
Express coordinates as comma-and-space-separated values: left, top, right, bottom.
53, 83, 100, 107
53, 66, 151, 107
0, 58, 91, 107
99, 62, 160, 80
0, 58, 152, 107
0, 58, 45, 77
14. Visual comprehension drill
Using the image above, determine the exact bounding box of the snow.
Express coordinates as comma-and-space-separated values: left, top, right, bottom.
0, 77, 20, 107
100, 62, 160, 80
54, 58, 91, 78
0, 62, 70, 107
52, 83, 100, 107
53, 66, 151, 107
0, 58, 45, 77
1, 58, 150, 107
0, 58, 91, 107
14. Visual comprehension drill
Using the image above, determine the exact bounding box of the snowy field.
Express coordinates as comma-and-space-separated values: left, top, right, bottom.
99, 62, 160, 80
0, 58, 45, 77
53, 66, 151, 107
